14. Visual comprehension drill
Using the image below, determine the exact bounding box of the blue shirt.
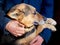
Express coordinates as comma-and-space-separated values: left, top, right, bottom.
0, 0, 54, 44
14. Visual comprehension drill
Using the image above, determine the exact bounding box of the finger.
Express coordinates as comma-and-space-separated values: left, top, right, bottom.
30, 40, 41, 45
15, 34, 22, 37
15, 27, 25, 35
11, 26, 25, 36
17, 34, 23, 36
11, 32, 18, 37
16, 30, 25, 34
17, 27, 25, 33
18, 23, 25, 27
16, 25, 24, 30
13, 32, 23, 37
13, 20, 24, 27
30, 36, 38, 44
14, 33, 22, 37
33, 40, 41, 45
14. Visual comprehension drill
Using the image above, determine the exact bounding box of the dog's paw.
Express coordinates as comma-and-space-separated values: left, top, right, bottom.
43, 24, 56, 31
46, 18, 57, 25
48, 25, 56, 31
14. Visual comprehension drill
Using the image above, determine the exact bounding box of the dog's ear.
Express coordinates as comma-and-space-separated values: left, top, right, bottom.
7, 4, 20, 20
7, 3, 28, 20
7, 10, 18, 20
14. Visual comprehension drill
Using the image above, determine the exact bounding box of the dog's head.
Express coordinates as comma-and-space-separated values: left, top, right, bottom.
7, 3, 43, 27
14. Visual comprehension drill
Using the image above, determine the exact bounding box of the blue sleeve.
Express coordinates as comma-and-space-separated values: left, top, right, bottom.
40, 0, 54, 43
40, 29, 52, 44
41, 0, 54, 18
0, 0, 11, 34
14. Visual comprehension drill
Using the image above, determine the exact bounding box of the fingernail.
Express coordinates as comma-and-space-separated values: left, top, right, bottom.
17, 34, 22, 36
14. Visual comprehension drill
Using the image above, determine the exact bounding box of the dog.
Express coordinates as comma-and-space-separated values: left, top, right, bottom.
7, 3, 57, 45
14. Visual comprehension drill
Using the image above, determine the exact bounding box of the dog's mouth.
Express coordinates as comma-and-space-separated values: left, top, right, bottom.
24, 25, 34, 28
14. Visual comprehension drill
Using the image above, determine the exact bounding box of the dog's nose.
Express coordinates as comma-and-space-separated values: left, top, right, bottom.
34, 22, 39, 25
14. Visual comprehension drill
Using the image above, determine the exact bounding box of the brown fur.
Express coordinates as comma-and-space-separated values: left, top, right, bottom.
7, 3, 56, 45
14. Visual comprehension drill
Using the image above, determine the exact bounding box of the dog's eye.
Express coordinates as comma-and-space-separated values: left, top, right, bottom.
16, 13, 20, 16
12, 13, 19, 17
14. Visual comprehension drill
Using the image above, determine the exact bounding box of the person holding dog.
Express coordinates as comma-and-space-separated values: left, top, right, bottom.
0, 0, 54, 45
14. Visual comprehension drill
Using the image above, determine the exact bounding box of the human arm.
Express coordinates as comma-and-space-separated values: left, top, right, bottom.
40, 0, 54, 43
0, 0, 10, 34
0, 0, 25, 37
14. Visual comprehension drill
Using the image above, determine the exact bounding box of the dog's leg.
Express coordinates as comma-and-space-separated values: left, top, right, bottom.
36, 24, 56, 36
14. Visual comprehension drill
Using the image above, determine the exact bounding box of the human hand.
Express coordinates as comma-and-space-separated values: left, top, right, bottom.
30, 35, 44, 45
5, 20, 25, 37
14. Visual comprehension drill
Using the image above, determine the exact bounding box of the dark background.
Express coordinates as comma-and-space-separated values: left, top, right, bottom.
48, 0, 60, 45
0, 0, 60, 45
